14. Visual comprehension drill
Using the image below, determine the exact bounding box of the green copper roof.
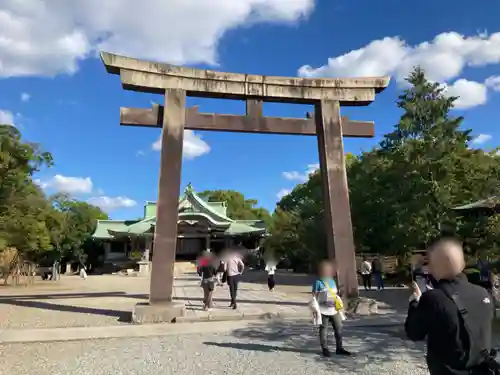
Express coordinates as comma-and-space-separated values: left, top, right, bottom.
92, 220, 139, 239
108, 217, 155, 236
92, 184, 267, 239
452, 195, 500, 216
226, 222, 266, 235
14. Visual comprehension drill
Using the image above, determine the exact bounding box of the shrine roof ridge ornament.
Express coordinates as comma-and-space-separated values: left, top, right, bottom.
100, 52, 391, 105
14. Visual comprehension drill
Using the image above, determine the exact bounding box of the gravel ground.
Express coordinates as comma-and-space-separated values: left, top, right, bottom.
0, 321, 428, 375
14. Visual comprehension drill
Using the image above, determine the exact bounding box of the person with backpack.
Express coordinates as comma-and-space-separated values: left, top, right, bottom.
405, 237, 497, 375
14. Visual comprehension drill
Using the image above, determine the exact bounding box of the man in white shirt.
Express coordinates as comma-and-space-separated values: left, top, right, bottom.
360, 256, 372, 291
225, 246, 245, 309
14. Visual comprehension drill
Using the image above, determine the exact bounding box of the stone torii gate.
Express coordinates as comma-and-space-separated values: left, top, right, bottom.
101, 52, 389, 323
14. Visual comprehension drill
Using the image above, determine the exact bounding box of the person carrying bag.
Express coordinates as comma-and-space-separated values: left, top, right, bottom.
311, 260, 351, 357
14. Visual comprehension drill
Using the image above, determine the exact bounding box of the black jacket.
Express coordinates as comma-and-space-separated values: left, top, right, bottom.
405, 273, 493, 375
198, 265, 216, 280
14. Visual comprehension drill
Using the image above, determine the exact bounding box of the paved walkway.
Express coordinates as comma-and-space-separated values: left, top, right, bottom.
0, 319, 427, 375
0, 271, 311, 329
0, 269, 404, 330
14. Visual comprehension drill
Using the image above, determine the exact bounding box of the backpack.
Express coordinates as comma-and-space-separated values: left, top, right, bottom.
439, 284, 499, 375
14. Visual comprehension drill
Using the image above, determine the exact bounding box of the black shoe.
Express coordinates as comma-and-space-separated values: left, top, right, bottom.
336, 348, 351, 356
229, 303, 234, 308
232, 304, 237, 310
321, 348, 331, 357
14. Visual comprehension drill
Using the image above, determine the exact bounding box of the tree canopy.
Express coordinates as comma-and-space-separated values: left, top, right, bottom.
0, 125, 108, 267
266, 67, 500, 269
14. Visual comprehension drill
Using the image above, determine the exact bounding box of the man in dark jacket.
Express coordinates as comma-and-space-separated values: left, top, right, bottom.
405, 237, 495, 375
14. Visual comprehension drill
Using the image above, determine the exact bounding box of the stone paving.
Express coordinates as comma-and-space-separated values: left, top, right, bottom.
0, 319, 428, 375
0, 271, 310, 329
0, 268, 406, 329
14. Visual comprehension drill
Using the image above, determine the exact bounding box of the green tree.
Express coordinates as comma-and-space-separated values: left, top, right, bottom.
51, 194, 109, 262
0, 125, 54, 257
267, 67, 500, 270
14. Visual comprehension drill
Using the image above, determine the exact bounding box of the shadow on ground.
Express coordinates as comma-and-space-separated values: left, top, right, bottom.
0, 292, 146, 323
205, 319, 426, 372
0, 298, 133, 322
0, 291, 308, 322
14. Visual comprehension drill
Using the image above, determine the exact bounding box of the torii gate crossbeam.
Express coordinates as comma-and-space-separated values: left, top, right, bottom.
100, 51, 390, 324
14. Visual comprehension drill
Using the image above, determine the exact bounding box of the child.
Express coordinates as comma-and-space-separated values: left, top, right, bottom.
312, 260, 351, 357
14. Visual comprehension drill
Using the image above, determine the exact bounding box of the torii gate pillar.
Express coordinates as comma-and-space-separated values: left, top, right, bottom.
101, 52, 390, 323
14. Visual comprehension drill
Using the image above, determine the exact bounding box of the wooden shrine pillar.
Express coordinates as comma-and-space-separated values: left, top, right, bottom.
150, 89, 186, 304
315, 100, 358, 298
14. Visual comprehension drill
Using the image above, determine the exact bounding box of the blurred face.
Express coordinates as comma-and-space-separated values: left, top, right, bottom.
428, 242, 465, 280
319, 262, 334, 278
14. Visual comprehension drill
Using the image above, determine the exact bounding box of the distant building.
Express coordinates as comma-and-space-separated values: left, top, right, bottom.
92, 184, 267, 263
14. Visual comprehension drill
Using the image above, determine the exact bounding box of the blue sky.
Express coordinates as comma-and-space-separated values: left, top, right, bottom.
1, 0, 499, 219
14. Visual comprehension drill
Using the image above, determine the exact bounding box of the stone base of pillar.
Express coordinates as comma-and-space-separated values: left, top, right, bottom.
65, 262, 72, 275
132, 302, 185, 324
137, 261, 151, 277
347, 297, 379, 315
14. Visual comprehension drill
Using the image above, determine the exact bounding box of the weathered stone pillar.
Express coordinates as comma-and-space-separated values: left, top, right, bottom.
149, 89, 186, 304
144, 236, 152, 262
123, 239, 128, 257
65, 262, 72, 275
104, 242, 111, 262
315, 100, 358, 298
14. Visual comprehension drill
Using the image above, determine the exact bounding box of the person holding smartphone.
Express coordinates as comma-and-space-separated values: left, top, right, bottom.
405, 237, 496, 375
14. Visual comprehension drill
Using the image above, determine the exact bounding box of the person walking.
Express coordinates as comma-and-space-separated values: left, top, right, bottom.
216, 259, 225, 286
405, 237, 498, 375
312, 260, 351, 357
225, 248, 245, 309
265, 262, 276, 291
197, 252, 217, 311
371, 256, 384, 291
360, 256, 372, 291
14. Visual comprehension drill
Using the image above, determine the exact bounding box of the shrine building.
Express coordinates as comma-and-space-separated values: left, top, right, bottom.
91, 184, 267, 263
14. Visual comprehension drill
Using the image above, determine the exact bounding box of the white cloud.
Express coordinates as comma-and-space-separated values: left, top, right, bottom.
298, 31, 500, 85
136, 150, 145, 157
0, 0, 314, 77
152, 130, 210, 160
0, 109, 15, 126
471, 133, 492, 145
282, 163, 319, 182
485, 76, 500, 91
35, 174, 93, 194
276, 189, 291, 199
443, 79, 488, 109
20, 93, 31, 102
87, 196, 137, 211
